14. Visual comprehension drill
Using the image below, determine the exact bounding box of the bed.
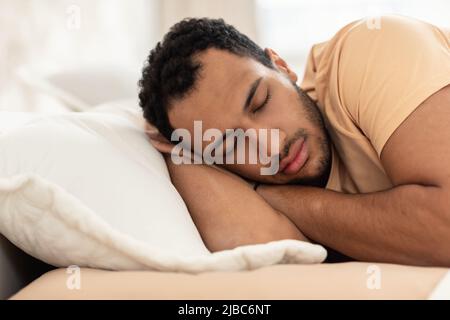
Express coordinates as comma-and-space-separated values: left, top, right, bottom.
2, 66, 449, 301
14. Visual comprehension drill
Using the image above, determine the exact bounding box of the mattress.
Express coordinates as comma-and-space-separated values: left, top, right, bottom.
10, 262, 449, 300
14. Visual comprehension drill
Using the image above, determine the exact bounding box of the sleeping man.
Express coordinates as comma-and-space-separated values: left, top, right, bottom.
138, 15, 450, 266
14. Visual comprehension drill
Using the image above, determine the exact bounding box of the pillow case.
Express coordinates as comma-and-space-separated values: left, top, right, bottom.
0, 105, 327, 272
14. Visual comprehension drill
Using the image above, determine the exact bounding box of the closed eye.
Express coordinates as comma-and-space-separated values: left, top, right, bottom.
252, 90, 271, 114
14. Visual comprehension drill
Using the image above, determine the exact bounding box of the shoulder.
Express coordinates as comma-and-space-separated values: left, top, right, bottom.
341, 15, 446, 46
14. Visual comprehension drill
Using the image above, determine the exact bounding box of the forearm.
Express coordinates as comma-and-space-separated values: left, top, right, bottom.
257, 183, 450, 266
164, 156, 309, 252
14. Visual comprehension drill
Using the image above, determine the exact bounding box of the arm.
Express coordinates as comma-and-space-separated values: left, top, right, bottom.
258, 85, 450, 267
164, 154, 309, 252
257, 183, 447, 266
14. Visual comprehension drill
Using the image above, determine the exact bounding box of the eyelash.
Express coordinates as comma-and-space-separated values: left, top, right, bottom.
253, 90, 271, 114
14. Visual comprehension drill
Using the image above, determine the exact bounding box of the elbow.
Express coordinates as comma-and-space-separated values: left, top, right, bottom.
410, 186, 450, 267
430, 225, 450, 267
420, 203, 450, 267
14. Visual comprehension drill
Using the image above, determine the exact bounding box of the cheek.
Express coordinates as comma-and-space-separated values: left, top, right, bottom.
262, 95, 306, 133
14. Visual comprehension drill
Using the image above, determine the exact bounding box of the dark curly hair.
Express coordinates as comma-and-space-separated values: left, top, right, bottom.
138, 18, 274, 140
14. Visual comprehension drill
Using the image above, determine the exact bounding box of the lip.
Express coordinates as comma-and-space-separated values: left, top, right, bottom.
279, 138, 309, 175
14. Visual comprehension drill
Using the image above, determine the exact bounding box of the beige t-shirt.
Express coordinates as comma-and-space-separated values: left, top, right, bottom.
301, 15, 450, 194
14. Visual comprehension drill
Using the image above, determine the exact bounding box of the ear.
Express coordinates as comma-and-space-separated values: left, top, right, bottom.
144, 123, 174, 154
265, 48, 298, 83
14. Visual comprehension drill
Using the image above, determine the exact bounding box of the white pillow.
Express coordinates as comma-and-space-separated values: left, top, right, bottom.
0, 105, 327, 272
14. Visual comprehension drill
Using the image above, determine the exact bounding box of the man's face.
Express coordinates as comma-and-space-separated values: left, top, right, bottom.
168, 48, 332, 186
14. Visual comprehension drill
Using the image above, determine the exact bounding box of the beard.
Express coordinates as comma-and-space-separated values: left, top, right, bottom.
284, 83, 332, 188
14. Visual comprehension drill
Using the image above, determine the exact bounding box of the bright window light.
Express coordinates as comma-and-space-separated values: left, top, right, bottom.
256, 0, 450, 76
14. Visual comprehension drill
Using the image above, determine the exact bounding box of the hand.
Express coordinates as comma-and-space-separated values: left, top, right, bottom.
144, 123, 174, 154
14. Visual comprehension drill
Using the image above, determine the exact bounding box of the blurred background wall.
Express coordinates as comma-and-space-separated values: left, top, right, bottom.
0, 0, 448, 112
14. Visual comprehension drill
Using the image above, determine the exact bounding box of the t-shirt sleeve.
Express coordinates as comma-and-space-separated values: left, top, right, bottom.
338, 15, 450, 158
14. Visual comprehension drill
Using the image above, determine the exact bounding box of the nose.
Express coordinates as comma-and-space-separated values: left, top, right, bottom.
240, 119, 286, 159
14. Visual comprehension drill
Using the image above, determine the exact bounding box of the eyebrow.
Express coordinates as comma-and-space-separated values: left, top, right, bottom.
244, 77, 263, 111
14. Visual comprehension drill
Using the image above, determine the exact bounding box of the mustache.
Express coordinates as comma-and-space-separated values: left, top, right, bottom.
281, 129, 307, 161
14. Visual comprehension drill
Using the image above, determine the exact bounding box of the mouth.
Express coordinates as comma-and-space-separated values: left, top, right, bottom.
278, 138, 309, 175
